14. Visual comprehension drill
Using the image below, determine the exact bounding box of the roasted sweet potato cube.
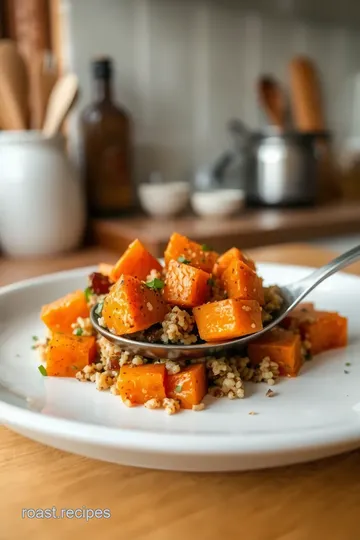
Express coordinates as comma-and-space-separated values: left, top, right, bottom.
248, 329, 302, 377
102, 274, 168, 335
46, 334, 97, 377
163, 260, 211, 308
302, 311, 347, 355
164, 232, 218, 273
41, 290, 89, 334
110, 239, 162, 282
214, 247, 256, 277
222, 259, 264, 305
166, 364, 207, 409
281, 302, 316, 331
193, 298, 262, 342
117, 364, 166, 404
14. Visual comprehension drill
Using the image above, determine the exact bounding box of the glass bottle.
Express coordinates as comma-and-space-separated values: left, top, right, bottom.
81, 57, 133, 217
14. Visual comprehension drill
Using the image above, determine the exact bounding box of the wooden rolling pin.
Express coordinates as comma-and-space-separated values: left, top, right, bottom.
289, 56, 326, 132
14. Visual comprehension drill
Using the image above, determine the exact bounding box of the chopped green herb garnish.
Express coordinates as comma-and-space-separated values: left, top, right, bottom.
175, 385, 183, 392
38, 365, 47, 376
32, 335, 39, 341
344, 370, 350, 374
71, 365, 79, 371
207, 277, 215, 287
345, 362, 351, 366
145, 278, 165, 291
31, 345, 36, 350
95, 302, 104, 316
201, 244, 213, 252
74, 328, 83, 336
178, 256, 191, 264
84, 286, 93, 302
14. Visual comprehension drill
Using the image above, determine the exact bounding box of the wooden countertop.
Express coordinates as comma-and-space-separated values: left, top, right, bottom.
93, 203, 360, 256
2, 243, 360, 540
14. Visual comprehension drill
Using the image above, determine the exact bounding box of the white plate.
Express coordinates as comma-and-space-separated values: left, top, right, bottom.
1, 263, 360, 472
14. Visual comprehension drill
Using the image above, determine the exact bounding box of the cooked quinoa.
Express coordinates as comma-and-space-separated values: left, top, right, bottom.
161, 306, 198, 345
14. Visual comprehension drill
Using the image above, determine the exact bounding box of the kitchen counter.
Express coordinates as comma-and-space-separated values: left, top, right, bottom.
92, 202, 360, 256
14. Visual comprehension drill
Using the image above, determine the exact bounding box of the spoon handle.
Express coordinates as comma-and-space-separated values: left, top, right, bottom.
290, 244, 360, 300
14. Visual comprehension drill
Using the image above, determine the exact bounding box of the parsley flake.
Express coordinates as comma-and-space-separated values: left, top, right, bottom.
84, 286, 93, 302
95, 302, 104, 316
175, 385, 183, 392
32, 335, 39, 341
145, 278, 164, 291
38, 365, 47, 376
71, 365, 79, 371
201, 244, 213, 252
344, 370, 350, 374
345, 362, 351, 367
207, 277, 215, 287
74, 328, 83, 336
178, 256, 191, 264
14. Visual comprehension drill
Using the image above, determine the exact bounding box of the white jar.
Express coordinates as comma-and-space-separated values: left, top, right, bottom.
0, 132, 86, 257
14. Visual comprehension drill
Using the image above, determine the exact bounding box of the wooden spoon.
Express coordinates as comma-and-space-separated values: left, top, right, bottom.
257, 75, 287, 130
0, 39, 28, 130
30, 50, 58, 130
42, 73, 78, 137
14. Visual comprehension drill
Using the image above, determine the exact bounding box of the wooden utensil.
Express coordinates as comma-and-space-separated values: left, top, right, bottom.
0, 39, 28, 130
42, 73, 78, 137
257, 75, 287, 130
289, 56, 326, 132
30, 50, 58, 130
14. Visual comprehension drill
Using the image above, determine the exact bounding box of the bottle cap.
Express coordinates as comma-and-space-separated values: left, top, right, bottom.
92, 57, 112, 79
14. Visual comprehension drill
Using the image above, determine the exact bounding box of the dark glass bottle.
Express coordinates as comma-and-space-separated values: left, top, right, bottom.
81, 57, 133, 217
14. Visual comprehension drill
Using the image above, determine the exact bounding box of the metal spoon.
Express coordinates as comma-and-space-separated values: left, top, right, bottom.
91, 245, 360, 359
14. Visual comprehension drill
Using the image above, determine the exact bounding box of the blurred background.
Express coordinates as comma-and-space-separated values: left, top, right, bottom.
1, 0, 360, 259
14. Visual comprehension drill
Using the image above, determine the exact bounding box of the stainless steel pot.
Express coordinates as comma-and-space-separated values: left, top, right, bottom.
247, 131, 329, 206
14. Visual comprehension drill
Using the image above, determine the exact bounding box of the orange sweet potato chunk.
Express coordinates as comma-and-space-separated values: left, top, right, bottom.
214, 247, 256, 277
46, 334, 96, 377
281, 302, 316, 331
193, 298, 262, 342
166, 364, 207, 409
117, 364, 166, 404
41, 290, 89, 334
248, 329, 302, 377
110, 239, 162, 282
301, 311, 348, 355
164, 232, 218, 273
222, 259, 264, 305
102, 274, 168, 335
163, 260, 211, 308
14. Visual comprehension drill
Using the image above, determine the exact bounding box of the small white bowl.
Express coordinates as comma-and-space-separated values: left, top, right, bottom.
138, 181, 189, 218
191, 189, 245, 217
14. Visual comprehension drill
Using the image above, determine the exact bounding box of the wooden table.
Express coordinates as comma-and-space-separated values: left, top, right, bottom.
2, 244, 360, 540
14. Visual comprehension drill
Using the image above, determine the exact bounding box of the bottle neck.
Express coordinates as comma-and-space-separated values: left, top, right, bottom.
94, 77, 112, 102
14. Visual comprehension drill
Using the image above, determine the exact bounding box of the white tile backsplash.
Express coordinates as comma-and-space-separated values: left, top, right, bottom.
62, 0, 360, 182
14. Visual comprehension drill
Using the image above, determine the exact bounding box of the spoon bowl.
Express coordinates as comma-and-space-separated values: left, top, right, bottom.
91, 245, 360, 359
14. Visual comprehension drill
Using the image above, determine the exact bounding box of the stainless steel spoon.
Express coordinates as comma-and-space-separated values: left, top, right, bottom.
91, 245, 360, 359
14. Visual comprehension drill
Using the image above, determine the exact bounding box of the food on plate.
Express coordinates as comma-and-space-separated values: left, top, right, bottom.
221, 259, 265, 305
193, 298, 262, 341
46, 333, 96, 377
41, 290, 89, 334
163, 260, 211, 308
36, 232, 348, 414
248, 328, 302, 377
110, 238, 162, 282
102, 274, 168, 335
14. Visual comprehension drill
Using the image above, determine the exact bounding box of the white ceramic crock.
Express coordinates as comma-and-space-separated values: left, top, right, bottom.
0, 132, 86, 257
